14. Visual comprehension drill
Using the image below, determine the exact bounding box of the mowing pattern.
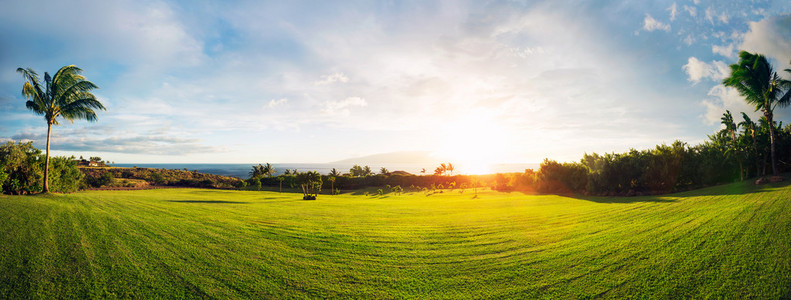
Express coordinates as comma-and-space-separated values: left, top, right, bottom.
0, 182, 789, 298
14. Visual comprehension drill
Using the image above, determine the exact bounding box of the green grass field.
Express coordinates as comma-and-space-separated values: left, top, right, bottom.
1, 181, 790, 298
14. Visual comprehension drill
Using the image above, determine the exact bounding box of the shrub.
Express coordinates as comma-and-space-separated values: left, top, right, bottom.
48, 156, 83, 193
97, 172, 116, 187
149, 172, 165, 185
0, 141, 44, 194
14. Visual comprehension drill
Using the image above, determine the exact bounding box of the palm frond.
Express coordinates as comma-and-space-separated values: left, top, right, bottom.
16, 68, 47, 104
60, 96, 105, 122
55, 80, 99, 105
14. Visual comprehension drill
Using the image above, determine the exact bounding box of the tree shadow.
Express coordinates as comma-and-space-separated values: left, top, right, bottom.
166, 200, 249, 204
568, 178, 791, 203
573, 195, 678, 204
666, 178, 791, 198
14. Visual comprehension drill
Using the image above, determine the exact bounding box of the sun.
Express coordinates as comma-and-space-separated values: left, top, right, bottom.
434, 114, 512, 175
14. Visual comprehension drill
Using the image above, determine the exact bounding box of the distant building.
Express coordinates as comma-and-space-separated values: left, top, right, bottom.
74, 159, 105, 167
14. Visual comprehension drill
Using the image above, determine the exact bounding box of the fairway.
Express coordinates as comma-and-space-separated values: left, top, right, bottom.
1, 183, 790, 298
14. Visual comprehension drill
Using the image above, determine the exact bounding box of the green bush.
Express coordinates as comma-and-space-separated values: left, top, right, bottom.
0, 141, 44, 195
48, 156, 84, 193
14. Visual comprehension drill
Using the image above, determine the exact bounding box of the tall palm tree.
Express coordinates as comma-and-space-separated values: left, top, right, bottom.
17, 65, 105, 193
722, 51, 791, 176
721, 110, 742, 180
739, 112, 759, 177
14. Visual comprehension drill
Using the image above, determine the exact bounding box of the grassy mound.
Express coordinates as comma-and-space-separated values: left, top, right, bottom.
0, 181, 789, 298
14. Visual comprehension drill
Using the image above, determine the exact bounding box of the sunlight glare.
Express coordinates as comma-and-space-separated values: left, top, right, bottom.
435, 114, 512, 175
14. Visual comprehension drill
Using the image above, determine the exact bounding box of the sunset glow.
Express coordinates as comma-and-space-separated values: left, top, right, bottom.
1, 1, 790, 165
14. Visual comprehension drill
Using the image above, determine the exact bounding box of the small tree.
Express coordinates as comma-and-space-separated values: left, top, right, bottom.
328, 176, 336, 195
297, 171, 322, 200
250, 163, 275, 178
380, 167, 389, 175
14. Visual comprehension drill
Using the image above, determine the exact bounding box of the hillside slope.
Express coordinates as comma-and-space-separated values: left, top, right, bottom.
0, 181, 788, 298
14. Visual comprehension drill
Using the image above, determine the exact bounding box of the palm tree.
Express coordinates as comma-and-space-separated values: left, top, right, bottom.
262, 163, 275, 177
721, 110, 742, 180
446, 163, 454, 176
17, 65, 105, 193
722, 51, 791, 176
328, 176, 336, 195
739, 112, 759, 177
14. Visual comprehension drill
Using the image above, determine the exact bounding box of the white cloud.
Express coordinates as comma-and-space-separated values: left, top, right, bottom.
683, 5, 697, 17
719, 13, 729, 24
682, 57, 729, 84
314, 72, 350, 85
712, 43, 736, 58
643, 14, 670, 32
267, 98, 288, 108
740, 15, 791, 68
322, 97, 367, 116
683, 34, 696, 46
705, 7, 715, 24
703, 7, 730, 25
701, 85, 761, 125
668, 3, 678, 21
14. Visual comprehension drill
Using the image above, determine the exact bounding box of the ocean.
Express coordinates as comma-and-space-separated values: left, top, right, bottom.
111, 163, 540, 178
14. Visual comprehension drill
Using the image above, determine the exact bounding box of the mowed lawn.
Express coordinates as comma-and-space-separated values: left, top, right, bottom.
0, 182, 790, 299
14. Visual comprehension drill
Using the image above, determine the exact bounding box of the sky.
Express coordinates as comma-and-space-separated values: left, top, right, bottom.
1, 0, 791, 165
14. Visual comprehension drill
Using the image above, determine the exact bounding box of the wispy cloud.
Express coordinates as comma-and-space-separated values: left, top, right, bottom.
668, 3, 678, 21
314, 73, 350, 85
643, 14, 670, 32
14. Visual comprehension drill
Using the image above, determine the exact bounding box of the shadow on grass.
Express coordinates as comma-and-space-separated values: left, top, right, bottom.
167, 200, 249, 204
568, 177, 791, 203
665, 177, 791, 198
574, 196, 678, 204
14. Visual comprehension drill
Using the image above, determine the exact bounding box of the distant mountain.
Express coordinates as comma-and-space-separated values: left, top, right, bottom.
332, 151, 441, 165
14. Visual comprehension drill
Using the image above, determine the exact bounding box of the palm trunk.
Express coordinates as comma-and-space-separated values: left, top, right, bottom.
43, 122, 51, 193
752, 131, 759, 178
731, 130, 742, 181
767, 112, 778, 176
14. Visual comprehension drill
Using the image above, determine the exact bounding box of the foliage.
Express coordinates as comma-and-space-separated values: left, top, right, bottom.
81, 167, 241, 189
46, 156, 83, 193
537, 159, 588, 193
298, 171, 322, 200
349, 165, 373, 177
17, 65, 105, 192
0, 141, 43, 194
250, 163, 275, 178
722, 51, 791, 176
0, 142, 82, 194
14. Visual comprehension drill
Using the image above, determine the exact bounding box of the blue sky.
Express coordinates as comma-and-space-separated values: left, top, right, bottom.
1, 0, 791, 164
